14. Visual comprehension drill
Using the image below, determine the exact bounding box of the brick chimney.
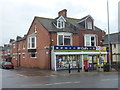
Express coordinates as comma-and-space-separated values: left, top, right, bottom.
58, 9, 67, 17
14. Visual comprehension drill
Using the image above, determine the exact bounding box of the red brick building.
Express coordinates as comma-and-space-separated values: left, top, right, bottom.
3, 9, 108, 70
0, 46, 3, 62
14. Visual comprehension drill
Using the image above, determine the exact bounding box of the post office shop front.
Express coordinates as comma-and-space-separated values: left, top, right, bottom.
51, 46, 107, 71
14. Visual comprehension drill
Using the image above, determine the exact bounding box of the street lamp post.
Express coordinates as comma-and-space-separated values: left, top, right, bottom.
107, 0, 111, 71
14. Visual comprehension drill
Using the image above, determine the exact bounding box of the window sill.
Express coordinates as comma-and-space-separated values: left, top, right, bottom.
30, 57, 37, 59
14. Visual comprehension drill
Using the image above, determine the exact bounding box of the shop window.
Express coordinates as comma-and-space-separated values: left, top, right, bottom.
84, 34, 96, 46
28, 35, 36, 49
58, 32, 72, 46
30, 52, 37, 58
56, 55, 80, 69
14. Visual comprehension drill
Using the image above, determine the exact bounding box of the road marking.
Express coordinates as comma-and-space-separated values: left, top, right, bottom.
43, 81, 81, 86
22, 81, 81, 87
16, 74, 28, 78
101, 78, 118, 81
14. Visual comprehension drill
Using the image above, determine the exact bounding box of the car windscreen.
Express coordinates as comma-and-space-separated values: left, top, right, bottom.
5, 62, 12, 65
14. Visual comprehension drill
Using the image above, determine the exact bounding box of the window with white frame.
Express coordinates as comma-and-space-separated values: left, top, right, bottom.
23, 43, 25, 49
30, 52, 37, 58
58, 32, 72, 46
13, 44, 15, 48
57, 16, 66, 29
34, 24, 37, 33
22, 53, 25, 58
84, 34, 97, 46
8, 50, 10, 55
57, 20, 65, 29
28, 35, 36, 49
87, 21, 92, 29
13, 53, 15, 58
18, 44, 20, 50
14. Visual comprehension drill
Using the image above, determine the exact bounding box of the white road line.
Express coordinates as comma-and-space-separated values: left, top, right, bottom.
101, 78, 118, 81
16, 74, 28, 78
22, 81, 81, 87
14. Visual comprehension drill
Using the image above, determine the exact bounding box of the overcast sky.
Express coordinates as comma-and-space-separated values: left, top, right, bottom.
0, 0, 119, 46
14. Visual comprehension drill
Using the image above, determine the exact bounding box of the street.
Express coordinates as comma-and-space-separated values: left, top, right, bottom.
1, 68, 119, 88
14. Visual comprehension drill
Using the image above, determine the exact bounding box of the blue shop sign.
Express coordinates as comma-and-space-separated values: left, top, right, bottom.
54, 46, 96, 51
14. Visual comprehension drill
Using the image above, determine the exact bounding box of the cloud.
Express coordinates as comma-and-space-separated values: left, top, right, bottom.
0, 0, 119, 46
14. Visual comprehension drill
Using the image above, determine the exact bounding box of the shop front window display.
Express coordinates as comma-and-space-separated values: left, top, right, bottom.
56, 55, 79, 69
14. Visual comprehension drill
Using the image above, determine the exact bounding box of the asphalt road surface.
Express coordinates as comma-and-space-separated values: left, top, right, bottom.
1, 68, 119, 88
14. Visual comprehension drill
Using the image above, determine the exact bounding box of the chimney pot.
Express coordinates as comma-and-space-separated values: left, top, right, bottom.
58, 9, 67, 17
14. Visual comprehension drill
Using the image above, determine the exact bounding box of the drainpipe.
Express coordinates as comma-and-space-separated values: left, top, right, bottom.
49, 32, 52, 70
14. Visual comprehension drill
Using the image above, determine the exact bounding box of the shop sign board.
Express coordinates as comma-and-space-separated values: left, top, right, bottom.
54, 46, 106, 51
54, 46, 96, 51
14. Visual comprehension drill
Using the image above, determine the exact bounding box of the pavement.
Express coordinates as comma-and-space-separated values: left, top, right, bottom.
13, 67, 118, 77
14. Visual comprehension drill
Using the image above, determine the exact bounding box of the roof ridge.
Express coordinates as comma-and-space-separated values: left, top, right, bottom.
35, 16, 53, 20
67, 17, 79, 20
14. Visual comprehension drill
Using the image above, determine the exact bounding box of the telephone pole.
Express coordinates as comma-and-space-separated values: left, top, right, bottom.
107, 0, 111, 71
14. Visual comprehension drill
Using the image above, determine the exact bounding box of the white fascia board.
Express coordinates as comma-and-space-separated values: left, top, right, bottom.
86, 15, 94, 21
57, 16, 66, 22
54, 51, 107, 55
78, 15, 94, 24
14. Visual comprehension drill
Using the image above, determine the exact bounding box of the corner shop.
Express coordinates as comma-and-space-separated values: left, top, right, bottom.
51, 46, 107, 71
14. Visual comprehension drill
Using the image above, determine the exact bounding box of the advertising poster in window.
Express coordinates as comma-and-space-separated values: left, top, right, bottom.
88, 56, 92, 63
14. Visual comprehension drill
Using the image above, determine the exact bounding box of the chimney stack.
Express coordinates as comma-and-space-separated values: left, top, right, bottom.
16, 36, 22, 40
58, 9, 67, 17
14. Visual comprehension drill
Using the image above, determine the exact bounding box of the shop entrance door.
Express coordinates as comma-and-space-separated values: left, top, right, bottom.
88, 55, 97, 70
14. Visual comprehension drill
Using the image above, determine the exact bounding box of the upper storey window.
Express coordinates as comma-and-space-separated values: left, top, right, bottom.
87, 21, 92, 29
57, 32, 72, 46
34, 24, 37, 33
84, 34, 97, 46
78, 15, 94, 30
28, 34, 36, 49
57, 16, 66, 29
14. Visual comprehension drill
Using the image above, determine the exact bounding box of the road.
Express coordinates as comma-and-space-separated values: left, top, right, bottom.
1, 68, 119, 88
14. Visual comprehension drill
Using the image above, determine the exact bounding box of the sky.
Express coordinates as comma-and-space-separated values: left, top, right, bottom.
0, 0, 119, 46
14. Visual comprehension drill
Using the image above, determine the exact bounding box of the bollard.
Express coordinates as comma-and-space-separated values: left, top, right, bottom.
78, 63, 80, 72
69, 63, 71, 73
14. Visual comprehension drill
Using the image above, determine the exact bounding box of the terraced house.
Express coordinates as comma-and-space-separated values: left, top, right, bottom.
2, 9, 108, 71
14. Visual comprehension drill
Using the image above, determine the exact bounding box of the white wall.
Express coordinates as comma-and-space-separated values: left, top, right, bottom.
112, 43, 120, 62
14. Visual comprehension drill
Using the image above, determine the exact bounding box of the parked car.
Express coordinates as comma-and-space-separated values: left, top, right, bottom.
1, 62, 14, 69
0, 61, 5, 68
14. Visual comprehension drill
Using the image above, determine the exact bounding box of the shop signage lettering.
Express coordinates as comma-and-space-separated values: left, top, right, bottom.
54, 46, 96, 51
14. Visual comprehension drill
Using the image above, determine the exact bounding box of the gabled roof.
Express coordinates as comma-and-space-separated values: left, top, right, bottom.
57, 16, 66, 22
35, 15, 104, 34
103, 32, 120, 44
78, 15, 94, 23
36, 16, 78, 33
